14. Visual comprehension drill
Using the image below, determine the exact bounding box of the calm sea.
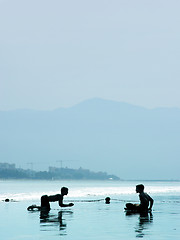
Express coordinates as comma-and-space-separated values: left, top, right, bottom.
0, 180, 180, 240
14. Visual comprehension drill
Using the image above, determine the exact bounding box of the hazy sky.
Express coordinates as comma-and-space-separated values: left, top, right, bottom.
0, 0, 180, 110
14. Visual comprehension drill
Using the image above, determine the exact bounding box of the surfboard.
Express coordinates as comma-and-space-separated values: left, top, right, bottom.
27, 205, 41, 211
124, 208, 152, 213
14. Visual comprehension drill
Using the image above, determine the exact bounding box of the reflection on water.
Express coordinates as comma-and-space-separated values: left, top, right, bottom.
126, 212, 153, 238
40, 210, 73, 236
135, 213, 153, 238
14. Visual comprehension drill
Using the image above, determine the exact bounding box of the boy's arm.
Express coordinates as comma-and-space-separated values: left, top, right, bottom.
58, 195, 74, 207
148, 196, 154, 210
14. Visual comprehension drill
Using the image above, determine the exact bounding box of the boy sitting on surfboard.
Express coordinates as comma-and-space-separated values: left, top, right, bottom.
125, 184, 154, 212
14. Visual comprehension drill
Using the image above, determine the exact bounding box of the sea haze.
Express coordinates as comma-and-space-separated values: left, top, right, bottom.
0, 98, 180, 180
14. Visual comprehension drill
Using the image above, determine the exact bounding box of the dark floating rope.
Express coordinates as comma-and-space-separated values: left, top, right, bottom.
64, 199, 137, 203
64, 199, 104, 202
65, 199, 180, 203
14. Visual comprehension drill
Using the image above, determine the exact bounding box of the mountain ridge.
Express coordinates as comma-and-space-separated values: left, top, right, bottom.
0, 98, 180, 180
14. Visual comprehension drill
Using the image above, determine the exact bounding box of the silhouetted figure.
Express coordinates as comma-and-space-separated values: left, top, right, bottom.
105, 197, 110, 204
125, 184, 154, 213
41, 187, 74, 211
2, 198, 17, 202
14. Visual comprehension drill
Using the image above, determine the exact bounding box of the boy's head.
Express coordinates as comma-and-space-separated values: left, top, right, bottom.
136, 184, 144, 193
105, 197, 110, 204
61, 187, 69, 195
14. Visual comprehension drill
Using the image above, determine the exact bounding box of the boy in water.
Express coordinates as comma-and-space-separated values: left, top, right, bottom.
41, 187, 74, 211
125, 184, 154, 212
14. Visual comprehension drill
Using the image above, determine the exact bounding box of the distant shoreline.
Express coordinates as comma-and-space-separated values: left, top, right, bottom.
0, 162, 120, 181
0, 178, 179, 182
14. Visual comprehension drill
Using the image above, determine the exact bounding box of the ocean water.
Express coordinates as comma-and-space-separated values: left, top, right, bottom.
0, 180, 180, 240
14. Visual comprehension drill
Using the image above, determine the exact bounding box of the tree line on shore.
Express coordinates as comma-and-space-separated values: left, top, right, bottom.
0, 163, 120, 180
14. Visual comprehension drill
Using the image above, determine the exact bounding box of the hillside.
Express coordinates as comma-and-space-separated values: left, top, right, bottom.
0, 98, 180, 180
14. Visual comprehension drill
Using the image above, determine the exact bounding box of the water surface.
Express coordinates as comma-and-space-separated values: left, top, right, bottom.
0, 180, 180, 239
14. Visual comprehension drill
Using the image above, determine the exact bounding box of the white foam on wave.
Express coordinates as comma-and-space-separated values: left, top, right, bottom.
1, 184, 180, 201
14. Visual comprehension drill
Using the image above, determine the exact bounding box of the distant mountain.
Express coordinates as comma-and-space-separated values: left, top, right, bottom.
0, 98, 180, 180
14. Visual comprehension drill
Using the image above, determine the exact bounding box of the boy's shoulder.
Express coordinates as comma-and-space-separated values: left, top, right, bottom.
140, 191, 152, 199
139, 191, 148, 197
